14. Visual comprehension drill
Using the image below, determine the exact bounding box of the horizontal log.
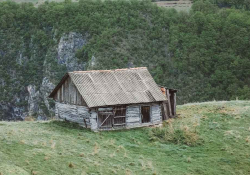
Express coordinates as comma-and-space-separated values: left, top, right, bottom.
114, 107, 126, 110
113, 123, 126, 126
126, 117, 140, 123
126, 107, 139, 112
98, 108, 113, 111
63, 116, 84, 124
99, 125, 112, 128
126, 114, 139, 118
99, 112, 114, 115
126, 123, 141, 127
114, 116, 126, 118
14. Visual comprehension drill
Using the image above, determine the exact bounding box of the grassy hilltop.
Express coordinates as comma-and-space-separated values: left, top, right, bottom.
0, 101, 250, 175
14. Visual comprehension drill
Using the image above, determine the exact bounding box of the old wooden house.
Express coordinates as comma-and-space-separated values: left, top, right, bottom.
48, 67, 176, 131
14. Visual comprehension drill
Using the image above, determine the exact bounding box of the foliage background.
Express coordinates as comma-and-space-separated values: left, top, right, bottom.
0, 0, 250, 109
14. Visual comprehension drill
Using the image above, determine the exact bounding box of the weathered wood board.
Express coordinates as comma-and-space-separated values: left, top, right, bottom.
53, 77, 87, 106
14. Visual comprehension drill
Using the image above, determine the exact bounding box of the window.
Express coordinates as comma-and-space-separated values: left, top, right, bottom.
113, 106, 126, 126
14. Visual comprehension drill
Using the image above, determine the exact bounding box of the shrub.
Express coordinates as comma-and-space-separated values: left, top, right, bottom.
24, 116, 35, 121
149, 120, 202, 146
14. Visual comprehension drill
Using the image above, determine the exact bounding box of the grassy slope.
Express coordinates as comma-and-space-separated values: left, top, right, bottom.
0, 101, 250, 175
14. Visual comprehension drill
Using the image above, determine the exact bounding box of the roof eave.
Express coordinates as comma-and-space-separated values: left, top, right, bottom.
88, 100, 166, 108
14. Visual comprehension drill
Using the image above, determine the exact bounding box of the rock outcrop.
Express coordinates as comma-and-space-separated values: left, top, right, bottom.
0, 32, 87, 121
57, 32, 87, 71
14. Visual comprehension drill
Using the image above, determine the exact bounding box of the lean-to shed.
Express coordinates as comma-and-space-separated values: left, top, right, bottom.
48, 67, 176, 131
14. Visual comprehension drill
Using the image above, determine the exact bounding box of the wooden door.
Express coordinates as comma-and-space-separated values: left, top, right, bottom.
141, 106, 150, 123
97, 106, 126, 129
98, 112, 114, 129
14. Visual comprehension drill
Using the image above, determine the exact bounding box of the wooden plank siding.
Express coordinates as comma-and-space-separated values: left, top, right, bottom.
53, 77, 87, 106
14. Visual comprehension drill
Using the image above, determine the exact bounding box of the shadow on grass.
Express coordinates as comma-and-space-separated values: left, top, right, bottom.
41, 120, 150, 141
42, 120, 91, 132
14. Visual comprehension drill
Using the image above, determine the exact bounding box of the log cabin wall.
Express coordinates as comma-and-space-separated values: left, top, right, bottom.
53, 77, 87, 106
55, 102, 162, 131
151, 104, 162, 124
126, 103, 162, 129
66, 103, 163, 131
55, 102, 91, 128
126, 105, 140, 127
53, 77, 90, 128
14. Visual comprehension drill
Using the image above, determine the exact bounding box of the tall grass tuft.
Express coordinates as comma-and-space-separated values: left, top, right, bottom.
24, 116, 35, 121
69, 162, 74, 168
149, 119, 202, 146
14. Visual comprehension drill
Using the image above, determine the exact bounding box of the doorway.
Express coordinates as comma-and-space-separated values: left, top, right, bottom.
97, 106, 126, 129
141, 106, 150, 123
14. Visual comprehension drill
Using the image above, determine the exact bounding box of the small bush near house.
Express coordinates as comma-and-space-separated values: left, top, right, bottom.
149, 119, 202, 146
24, 116, 35, 121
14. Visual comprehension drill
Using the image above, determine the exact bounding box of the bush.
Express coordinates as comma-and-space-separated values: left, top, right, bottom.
24, 116, 35, 121
149, 120, 202, 146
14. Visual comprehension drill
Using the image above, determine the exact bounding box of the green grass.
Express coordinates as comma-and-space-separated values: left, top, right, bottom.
0, 101, 250, 174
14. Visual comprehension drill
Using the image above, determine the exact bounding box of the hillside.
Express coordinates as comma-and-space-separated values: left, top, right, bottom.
0, 0, 250, 120
0, 101, 250, 175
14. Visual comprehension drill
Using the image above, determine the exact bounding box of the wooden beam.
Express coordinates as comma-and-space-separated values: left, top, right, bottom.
162, 101, 169, 120
166, 89, 173, 118
99, 112, 114, 115
113, 123, 126, 126
98, 108, 113, 111
114, 116, 126, 119
173, 93, 176, 117
100, 114, 111, 127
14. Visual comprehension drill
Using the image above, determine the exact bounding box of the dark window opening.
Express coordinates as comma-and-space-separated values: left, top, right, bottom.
141, 106, 150, 123
113, 106, 126, 127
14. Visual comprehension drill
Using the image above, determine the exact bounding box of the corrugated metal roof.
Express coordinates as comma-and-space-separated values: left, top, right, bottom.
50, 67, 167, 108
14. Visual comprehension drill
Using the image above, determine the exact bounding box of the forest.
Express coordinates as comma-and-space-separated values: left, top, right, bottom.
0, 0, 249, 117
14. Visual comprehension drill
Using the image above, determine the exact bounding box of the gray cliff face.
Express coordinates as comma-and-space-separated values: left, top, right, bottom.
0, 89, 28, 121
57, 32, 86, 71
27, 85, 40, 116
40, 77, 55, 111
0, 32, 87, 121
